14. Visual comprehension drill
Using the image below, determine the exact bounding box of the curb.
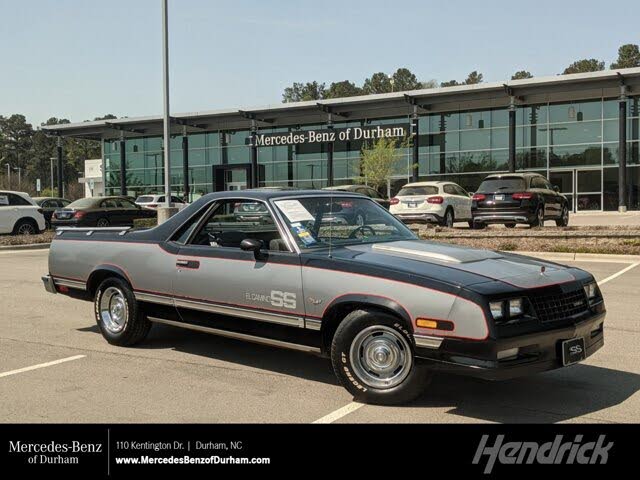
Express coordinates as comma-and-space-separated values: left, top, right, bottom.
514, 251, 640, 263
0, 243, 51, 252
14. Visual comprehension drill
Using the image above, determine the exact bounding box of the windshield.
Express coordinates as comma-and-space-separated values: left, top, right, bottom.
397, 186, 438, 196
477, 178, 526, 193
67, 198, 98, 208
274, 196, 416, 250
136, 196, 154, 203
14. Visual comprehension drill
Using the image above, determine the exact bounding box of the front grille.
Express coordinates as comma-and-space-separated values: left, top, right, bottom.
531, 287, 588, 322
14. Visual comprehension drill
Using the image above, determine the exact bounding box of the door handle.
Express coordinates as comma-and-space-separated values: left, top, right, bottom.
176, 259, 200, 269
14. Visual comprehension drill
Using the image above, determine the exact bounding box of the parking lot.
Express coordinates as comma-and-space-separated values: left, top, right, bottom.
1, 249, 639, 423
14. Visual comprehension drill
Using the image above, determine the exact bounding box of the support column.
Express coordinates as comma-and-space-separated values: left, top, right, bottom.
56, 136, 64, 197
182, 126, 190, 202
508, 96, 516, 173
411, 105, 419, 182
250, 119, 259, 188
326, 113, 334, 187
119, 132, 126, 196
619, 85, 628, 212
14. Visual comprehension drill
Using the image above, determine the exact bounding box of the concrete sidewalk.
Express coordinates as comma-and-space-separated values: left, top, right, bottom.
569, 211, 640, 227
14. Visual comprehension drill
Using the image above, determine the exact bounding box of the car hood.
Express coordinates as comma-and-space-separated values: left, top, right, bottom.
323, 240, 575, 289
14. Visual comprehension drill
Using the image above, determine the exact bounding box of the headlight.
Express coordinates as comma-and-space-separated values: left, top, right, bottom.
490, 301, 504, 320
584, 282, 598, 300
509, 298, 524, 317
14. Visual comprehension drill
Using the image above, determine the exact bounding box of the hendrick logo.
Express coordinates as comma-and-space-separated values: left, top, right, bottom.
472, 434, 613, 474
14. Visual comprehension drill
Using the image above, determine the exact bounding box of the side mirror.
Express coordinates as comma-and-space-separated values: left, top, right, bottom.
553, 185, 560, 192
240, 238, 262, 253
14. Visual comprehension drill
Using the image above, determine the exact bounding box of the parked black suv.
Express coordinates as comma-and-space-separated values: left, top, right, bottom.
471, 173, 569, 228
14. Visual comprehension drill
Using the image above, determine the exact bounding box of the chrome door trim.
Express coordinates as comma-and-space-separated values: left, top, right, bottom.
304, 318, 322, 331
173, 297, 305, 328
134, 291, 175, 306
148, 316, 321, 353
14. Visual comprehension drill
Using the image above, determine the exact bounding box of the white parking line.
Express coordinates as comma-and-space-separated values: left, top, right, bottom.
313, 402, 364, 424
598, 262, 640, 286
0, 355, 85, 378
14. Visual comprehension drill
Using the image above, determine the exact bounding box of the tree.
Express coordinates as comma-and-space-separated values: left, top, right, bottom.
421, 79, 439, 89
362, 72, 392, 94
511, 70, 533, 80
562, 59, 604, 74
282, 81, 326, 102
357, 137, 406, 193
391, 67, 422, 91
324, 80, 363, 99
464, 71, 483, 84
610, 44, 640, 69
440, 79, 461, 88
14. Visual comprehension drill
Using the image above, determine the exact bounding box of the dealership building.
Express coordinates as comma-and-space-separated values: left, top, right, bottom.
44, 68, 640, 212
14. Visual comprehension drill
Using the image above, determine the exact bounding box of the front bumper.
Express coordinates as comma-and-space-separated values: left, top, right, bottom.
414, 311, 605, 380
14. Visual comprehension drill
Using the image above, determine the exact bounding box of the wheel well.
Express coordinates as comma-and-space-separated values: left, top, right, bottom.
13, 217, 38, 233
320, 302, 411, 355
87, 269, 130, 297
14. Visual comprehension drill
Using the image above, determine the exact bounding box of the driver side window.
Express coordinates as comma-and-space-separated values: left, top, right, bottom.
188, 199, 289, 252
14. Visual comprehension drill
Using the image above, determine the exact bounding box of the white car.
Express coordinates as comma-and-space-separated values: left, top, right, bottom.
0, 191, 46, 235
390, 181, 473, 227
134, 194, 187, 211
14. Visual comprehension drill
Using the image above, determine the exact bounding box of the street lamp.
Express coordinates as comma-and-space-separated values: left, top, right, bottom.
49, 157, 56, 194
4, 163, 11, 189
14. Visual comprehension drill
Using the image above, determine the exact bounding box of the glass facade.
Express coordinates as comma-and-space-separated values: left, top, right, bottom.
104, 96, 640, 210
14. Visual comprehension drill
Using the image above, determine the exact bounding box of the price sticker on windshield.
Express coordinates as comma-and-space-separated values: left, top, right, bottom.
275, 200, 315, 222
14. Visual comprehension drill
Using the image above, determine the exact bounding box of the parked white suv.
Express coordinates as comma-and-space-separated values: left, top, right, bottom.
389, 181, 473, 227
0, 191, 46, 235
135, 194, 187, 211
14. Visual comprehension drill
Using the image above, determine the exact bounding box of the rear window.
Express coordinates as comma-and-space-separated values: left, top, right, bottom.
397, 186, 438, 196
477, 178, 526, 193
68, 198, 98, 208
136, 196, 154, 203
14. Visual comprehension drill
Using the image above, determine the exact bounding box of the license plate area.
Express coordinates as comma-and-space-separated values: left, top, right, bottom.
494, 194, 505, 201
561, 337, 586, 366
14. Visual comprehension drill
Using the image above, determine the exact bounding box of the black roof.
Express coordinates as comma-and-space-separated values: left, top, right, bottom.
200, 189, 363, 202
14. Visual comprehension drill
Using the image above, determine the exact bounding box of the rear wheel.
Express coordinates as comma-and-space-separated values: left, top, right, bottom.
13, 219, 38, 235
441, 208, 454, 228
556, 205, 569, 227
96, 217, 110, 228
94, 277, 151, 346
505, 223, 516, 228
531, 206, 544, 228
472, 221, 486, 229
331, 309, 431, 405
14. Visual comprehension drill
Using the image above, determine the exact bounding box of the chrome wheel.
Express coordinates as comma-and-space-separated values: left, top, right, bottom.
99, 287, 128, 333
349, 325, 413, 389
96, 218, 110, 227
17, 222, 36, 235
562, 207, 569, 225
536, 208, 544, 227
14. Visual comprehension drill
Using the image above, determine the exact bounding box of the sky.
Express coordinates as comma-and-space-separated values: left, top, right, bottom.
1, 0, 639, 127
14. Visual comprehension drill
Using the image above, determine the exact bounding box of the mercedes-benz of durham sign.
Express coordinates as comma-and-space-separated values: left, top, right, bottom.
251, 124, 409, 146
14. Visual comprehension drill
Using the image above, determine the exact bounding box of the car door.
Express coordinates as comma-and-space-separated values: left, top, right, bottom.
454, 184, 472, 220
442, 184, 459, 217
543, 178, 562, 217
0, 193, 15, 234
171, 198, 306, 329
118, 198, 143, 224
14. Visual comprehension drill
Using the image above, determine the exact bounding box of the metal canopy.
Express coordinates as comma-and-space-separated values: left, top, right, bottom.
41, 68, 640, 141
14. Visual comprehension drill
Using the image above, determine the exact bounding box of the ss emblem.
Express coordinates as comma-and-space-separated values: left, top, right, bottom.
569, 345, 583, 354
271, 290, 296, 309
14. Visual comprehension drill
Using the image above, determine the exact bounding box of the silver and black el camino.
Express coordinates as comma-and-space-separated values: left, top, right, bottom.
42, 190, 605, 404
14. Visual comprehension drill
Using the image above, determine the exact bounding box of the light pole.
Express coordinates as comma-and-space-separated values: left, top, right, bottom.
49, 157, 56, 194
5, 163, 11, 189
161, 0, 172, 210
14, 166, 22, 190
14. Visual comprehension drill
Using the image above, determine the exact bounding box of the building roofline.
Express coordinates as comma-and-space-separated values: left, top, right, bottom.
42, 67, 640, 140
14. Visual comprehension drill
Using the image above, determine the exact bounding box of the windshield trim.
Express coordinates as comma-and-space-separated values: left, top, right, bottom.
269, 194, 417, 252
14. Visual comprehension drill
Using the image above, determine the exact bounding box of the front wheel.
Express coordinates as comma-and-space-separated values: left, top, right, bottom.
556, 205, 569, 227
531, 206, 544, 228
331, 309, 432, 405
94, 277, 151, 346
96, 217, 110, 228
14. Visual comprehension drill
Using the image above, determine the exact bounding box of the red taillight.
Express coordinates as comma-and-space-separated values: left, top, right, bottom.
73, 211, 86, 219
472, 193, 486, 201
427, 196, 444, 204
512, 192, 534, 200
57, 285, 69, 294
339, 201, 353, 208
390, 197, 399, 205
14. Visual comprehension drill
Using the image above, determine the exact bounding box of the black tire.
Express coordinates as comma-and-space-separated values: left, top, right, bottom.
331, 309, 432, 405
13, 218, 38, 235
96, 217, 110, 228
530, 206, 544, 228
472, 221, 486, 229
94, 277, 151, 346
556, 204, 569, 227
441, 208, 454, 228
505, 223, 516, 228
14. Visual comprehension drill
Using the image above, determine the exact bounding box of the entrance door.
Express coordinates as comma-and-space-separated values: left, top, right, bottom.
549, 170, 574, 212
213, 164, 252, 192
549, 169, 602, 212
